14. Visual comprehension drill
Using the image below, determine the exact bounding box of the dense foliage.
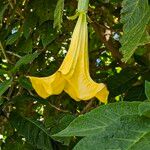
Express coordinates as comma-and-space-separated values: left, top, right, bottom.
0, 0, 150, 149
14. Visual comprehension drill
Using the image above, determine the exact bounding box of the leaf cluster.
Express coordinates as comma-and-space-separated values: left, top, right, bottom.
0, 0, 150, 149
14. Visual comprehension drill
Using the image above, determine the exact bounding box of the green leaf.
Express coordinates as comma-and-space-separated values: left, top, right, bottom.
51, 114, 75, 145
39, 21, 58, 48
0, 79, 13, 97
107, 67, 138, 97
10, 112, 53, 150
2, 135, 36, 150
54, 102, 150, 150
53, 0, 64, 31
6, 32, 21, 45
0, 97, 4, 105
139, 102, 150, 118
54, 102, 140, 137
30, 0, 56, 24
120, 0, 150, 62
19, 76, 33, 90
12, 52, 40, 72
124, 85, 147, 102
17, 36, 33, 53
145, 80, 150, 100
0, 69, 9, 76
0, 3, 8, 25
73, 116, 150, 150
23, 12, 38, 39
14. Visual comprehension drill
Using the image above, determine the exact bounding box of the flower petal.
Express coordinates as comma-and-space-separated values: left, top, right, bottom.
28, 72, 65, 99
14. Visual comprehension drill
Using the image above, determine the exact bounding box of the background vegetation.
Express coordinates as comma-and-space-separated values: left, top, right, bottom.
0, 0, 150, 149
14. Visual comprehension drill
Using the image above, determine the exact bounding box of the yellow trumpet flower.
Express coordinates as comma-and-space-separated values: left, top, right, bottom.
28, 13, 109, 103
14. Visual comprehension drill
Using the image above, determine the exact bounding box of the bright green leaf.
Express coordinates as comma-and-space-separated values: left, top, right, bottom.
54, 102, 141, 137
53, 0, 64, 31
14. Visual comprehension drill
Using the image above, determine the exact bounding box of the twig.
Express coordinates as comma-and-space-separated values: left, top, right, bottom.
48, 102, 70, 113
6, 51, 21, 58
80, 100, 93, 114
0, 42, 14, 64
0, 42, 8, 61
7, 82, 15, 100
89, 18, 123, 63
8, 0, 14, 9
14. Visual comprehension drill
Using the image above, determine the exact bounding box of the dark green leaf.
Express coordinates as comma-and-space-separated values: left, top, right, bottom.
51, 114, 75, 145
107, 68, 138, 97
0, 69, 9, 76
0, 3, 8, 25
12, 52, 40, 72
30, 0, 56, 24
145, 80, 150, 100
124, 85, 147, 102
39, 21, 58, 48
23, 13, 38, 39
0, 79, 13, 97
17, 36, 33, 53
6, 32, 21, 45
19, 76, 33, 90
10, 112, 53, 150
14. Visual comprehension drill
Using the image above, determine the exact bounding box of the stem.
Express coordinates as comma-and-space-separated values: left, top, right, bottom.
6, 51, 21, 58
0, 42, 13, 64
48, 102, 70, 113
80, 100, 93, 114
8, 0, 14, 9
0, 41, 8, 61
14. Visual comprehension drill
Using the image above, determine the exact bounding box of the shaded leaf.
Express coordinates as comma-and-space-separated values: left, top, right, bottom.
6, 32, 21, 45
17, 36, 33, 53
23, 12, 38, 39
145, 80, 150, 100
12, 52, 40, 72
0, 79, 12, 97
19, 76, 33, 90
107, 68, 138, 97
10, 112, 53, 150
51, 114, 75, 145
124, 85, 147, 102
39, 21, 58, 48
30, 0, 56, 24
0, 3, 8, 25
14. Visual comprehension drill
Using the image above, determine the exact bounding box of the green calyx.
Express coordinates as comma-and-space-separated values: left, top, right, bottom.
68, 0, 89, 20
